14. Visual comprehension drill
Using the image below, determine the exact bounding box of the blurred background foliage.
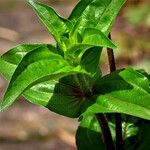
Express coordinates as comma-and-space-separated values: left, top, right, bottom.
0, 0, 149, 150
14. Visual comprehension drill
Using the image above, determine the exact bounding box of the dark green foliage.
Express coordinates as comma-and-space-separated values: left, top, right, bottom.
76, 114, 150, 150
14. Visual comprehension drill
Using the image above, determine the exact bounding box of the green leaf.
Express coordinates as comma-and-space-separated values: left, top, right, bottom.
82, 28, 116, 48
81, 47, 102, 75
68, 0, 92, 23
23, 80, 56, 107
137, 69, 150, 84
76, 114, 150, 150
0, 47, 87, 112
76, 115, 105, 150
0, 44, 93, 116
24, 72, 97, 118
24, 66, 101, 118
96, 0, 126, 34
28, 0, 72, 45
0, 44, 58, 108
66, 28, 116, 60
84, 67, 150, 120
131, 122, 150, 150
0, 44, 55, 80
122, 116, 150, 150
46, 74, 94, 118
70, 0, 125, 35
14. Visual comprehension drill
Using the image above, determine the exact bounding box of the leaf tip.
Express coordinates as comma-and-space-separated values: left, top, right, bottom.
112, 44, 117, 49
109, 42, 118, 49
0, 104, 4, 112
28, 0, 36, 6
0, 99, 9, 112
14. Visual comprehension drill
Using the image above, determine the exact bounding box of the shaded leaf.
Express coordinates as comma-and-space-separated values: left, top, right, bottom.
120, 115, 150, 150
0, 47, 87, 112
130, 121, 150, 150
25, 73, 97, 118
46, 74, 94, 118
77, 114, 150, 150
76, 115, 105, 150
84, 67, 150, 120
81, 47, 102, 75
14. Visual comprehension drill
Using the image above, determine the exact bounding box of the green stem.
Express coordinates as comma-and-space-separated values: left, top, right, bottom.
107, 33, 124, 150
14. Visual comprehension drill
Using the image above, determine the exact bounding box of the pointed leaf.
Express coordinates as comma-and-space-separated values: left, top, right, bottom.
66, 28, 116, 59
28, 0, 72, 45
0, 44, 58, 108
70, 0, 125, 35
84, 67, 150, 120
0, 44, 55, 80
96, 0, 126, 34
69, 0, 92, 23
0, 47, 87, 112
82, 28, 116, 48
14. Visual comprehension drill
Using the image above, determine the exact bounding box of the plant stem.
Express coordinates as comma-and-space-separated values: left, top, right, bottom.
107, 33, 124, 150
107, 34, 116, 72
115, 113, 124, 150
96, 114, 115, 150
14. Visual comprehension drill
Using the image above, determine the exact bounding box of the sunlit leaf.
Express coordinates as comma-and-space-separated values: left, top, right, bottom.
66, 28, 116, 60
23, 80, 56, 107
0, 44, 55, 80
68, 0, 92, 23
69, 0, 125, 35
0, 47, 87, 112
28, 0, 72, 46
